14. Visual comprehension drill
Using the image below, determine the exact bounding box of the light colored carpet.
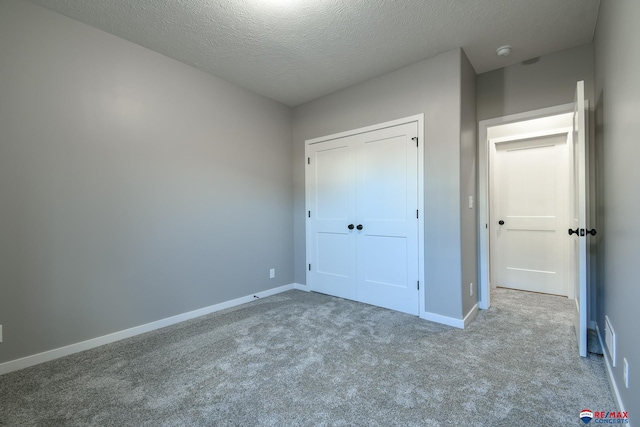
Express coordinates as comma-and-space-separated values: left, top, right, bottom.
0, 288, 615, 426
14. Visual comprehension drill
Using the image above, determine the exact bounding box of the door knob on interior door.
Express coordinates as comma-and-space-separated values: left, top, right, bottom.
568, 228, 579, 235
586, 229, 597, 236
356, 224, 363, 230
348, 224, 355, 230
498, 220, 505, 225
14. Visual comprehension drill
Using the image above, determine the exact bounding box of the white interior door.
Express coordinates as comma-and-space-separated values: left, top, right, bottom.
306, 122, 419, 315
306, 139, 357, 301
571, 80, 588, 358
355, 124, 419, 315
493, 133, 569, 296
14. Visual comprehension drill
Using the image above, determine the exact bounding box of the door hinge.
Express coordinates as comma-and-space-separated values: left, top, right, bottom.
417, 281, 420, 290
308, 263, 311, 271
307, 157, 310, 165
416, 210, 419, 219
308, 210, 311, 218
412, 136, 418, 147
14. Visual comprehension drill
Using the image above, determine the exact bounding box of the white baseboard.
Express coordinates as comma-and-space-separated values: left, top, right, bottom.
596, 323, 630, 424
292, 283, 309, 292
0, 283, 297, 376
463, 303, 479, 328
421, 303, 478, 329
421, 311, 463, 329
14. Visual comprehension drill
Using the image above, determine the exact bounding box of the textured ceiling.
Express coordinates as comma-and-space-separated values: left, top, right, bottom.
29, 0, 601, 106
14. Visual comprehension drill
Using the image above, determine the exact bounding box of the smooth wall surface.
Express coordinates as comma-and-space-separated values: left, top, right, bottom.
477, 43, 594, 122
293, 49, 471, 320
460, 50, 478, 316
594, 0, 640, 413
0, 0, 293, 364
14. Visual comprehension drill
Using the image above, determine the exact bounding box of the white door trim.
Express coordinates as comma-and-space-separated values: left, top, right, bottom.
478, 104, 574, 310
489, 127, 572, 145
305, 114, 425, 318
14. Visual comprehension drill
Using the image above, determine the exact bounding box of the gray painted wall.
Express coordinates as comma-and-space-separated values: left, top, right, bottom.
594, 0, 640, 413
0, 0, 293, 364
293, 48, 476, 320
477, 43, 594, 122
460, 51, 478, 315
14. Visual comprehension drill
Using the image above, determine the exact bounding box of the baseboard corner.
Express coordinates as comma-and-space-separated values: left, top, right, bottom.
463, 303, 479, 328
292, 283, 310, 292
421, 311, 464, 329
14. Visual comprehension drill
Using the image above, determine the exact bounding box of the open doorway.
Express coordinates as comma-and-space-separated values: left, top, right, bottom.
479, 82, 592, 358
478, 103, 576, 310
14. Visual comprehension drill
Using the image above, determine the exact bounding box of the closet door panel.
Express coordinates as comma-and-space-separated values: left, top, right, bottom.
355, 123, 419, 315
306, 140, 357, 300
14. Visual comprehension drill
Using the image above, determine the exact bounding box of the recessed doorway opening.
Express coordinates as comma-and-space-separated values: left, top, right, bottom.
478, 103, 575, 310
478, 81, 591, 358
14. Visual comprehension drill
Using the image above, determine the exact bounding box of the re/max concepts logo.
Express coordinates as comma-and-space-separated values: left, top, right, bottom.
581, 409, 630, 424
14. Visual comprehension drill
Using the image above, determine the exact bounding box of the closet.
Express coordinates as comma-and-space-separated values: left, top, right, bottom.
305, 120, 420, 315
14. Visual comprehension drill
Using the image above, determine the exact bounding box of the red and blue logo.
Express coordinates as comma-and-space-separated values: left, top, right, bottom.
580, 409, 629, 424
581, 409, 594, 424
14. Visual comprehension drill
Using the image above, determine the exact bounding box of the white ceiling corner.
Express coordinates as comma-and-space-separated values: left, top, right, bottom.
28, 0, 601, 107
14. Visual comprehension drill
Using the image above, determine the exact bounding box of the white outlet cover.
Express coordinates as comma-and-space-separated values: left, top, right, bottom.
605, 315, 616, 367
623, 358, 629, 388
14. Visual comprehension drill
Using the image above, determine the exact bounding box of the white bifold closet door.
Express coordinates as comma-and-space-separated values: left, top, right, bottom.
306, 122, 419, 315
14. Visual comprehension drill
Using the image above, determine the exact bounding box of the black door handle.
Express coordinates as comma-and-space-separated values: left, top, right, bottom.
348, 224, 354, 230
356, 224, 363, 230
498, 220, 505, 225
587, 229, 597, 236
568, 228, 579, 236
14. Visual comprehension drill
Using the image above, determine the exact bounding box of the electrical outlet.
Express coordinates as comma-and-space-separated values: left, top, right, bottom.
468, 196, 474, 209
470, 283, 473, 296
269, 268, 275, 279
605, 316, 616, 366
623, 358, 629, 388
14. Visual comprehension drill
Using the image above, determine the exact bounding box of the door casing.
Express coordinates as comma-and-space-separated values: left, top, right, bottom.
478, 103, 576, 310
